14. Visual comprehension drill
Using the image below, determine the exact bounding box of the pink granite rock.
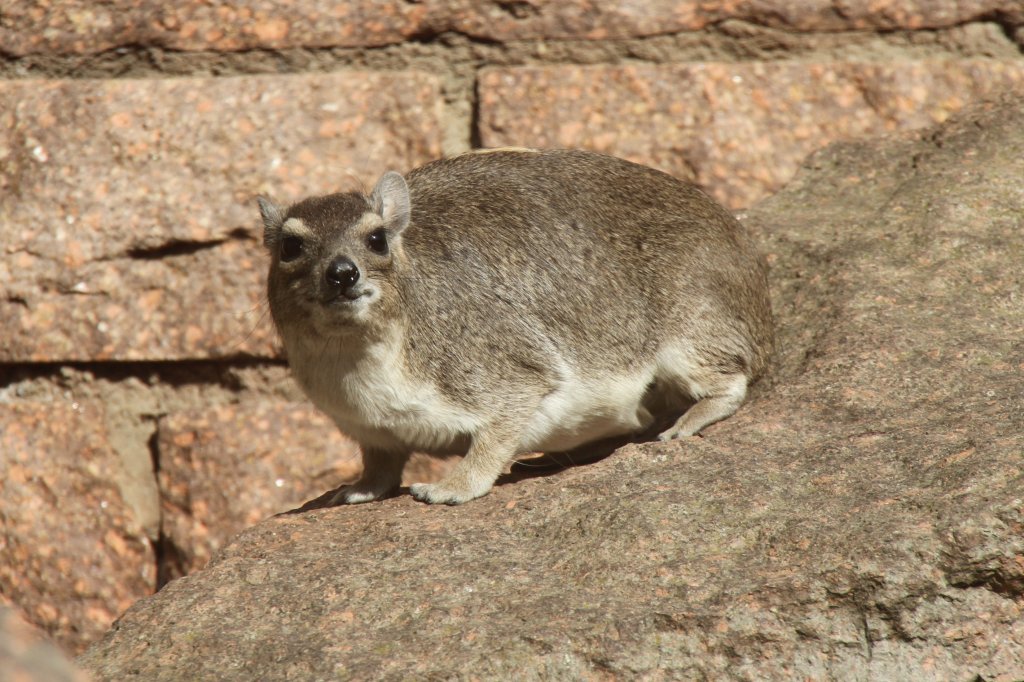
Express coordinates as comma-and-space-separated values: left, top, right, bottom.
0, 71, 443, 361
0, 608, 88, 682
157, 402, 455, 579
479, 58, 1024, 208
0, 400, 155, 655
1, 1, 1020, 54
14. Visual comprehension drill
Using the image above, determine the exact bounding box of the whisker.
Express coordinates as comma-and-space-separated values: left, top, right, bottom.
227, 296, 276, 355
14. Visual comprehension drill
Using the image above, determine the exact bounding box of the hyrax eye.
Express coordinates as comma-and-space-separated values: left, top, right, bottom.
280, 236, 303, 262
366, 228, 388, 255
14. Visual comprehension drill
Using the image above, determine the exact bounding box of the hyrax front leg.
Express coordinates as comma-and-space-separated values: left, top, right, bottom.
658, 372, 748, 441
410, 423, 521, 505
329, 448, 407, 505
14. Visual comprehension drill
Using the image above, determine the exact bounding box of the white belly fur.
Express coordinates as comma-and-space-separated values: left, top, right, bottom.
518, 360, 655, 453
287, 330, 482, 452
289, 330, 660, 455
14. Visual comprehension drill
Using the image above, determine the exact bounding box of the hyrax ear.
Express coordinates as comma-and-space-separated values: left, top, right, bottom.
257, 196, 284, 248
370, 171, 411, 234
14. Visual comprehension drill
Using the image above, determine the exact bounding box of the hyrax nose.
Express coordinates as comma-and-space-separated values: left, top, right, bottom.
325, 256, 360, 292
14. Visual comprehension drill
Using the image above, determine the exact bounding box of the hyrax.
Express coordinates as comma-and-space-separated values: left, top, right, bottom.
259, 149, 773, 505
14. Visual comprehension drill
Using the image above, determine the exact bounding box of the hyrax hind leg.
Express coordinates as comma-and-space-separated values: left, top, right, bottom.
657, 368, 749, 441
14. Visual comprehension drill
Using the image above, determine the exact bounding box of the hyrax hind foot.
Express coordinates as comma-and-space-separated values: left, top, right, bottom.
658, 373, 748, 441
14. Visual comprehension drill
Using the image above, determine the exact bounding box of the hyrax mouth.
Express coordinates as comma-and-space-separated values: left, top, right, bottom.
322, 288, 369, 305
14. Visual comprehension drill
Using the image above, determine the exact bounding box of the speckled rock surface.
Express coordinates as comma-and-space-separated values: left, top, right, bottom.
1, 1, 1021, 55
157, 402, 456, 579
79, 97, 1024, 680
0, 608, 88, 682
0, 71, 443, 362
448, 0, 1024, 41
0, 401, 156, 656
0, 1, 427, 55
479, 58, 1024, 208
156, 402, 362, 580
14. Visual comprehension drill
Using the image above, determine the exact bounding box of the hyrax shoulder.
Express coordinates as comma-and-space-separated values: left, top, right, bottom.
259, 148, 773, 505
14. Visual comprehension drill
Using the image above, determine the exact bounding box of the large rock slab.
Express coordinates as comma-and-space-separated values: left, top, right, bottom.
0, 401, 156, 656
0, 72, 442, 362
1, 1, 1021, 55
80, 97, 1024, 679
479, 58, 1024, 208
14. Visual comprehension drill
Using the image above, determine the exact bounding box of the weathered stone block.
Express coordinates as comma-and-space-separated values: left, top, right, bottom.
0, 608, 88, 682
0, 401, 155, 655
1, 1, 1020, 55
157, 402, 360, 578
157, 402, 454, 578
450, 0, 1024, 41
0, 1, 427, 55
0, 72, 443, 361
478, 58, 1024, 208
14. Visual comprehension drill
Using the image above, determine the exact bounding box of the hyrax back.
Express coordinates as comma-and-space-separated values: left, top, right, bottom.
259, 149, 773, 505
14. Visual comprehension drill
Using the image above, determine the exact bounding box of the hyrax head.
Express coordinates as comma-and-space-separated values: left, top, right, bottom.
258, 172, 411, 336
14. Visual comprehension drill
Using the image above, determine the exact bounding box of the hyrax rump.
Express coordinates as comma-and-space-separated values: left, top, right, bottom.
259, 149, 773, 505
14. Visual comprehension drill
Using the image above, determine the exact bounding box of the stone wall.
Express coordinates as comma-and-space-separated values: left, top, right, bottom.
1, 0, 1022, 656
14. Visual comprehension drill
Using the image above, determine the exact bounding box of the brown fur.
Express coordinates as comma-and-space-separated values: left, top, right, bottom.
260, 149, 773, 505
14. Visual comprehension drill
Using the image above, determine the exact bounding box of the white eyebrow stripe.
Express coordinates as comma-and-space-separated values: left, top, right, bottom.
282, 217, 315, 238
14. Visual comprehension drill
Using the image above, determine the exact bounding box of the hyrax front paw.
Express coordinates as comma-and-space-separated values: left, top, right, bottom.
328, 482, 394, 505
409, 480, 489, 505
